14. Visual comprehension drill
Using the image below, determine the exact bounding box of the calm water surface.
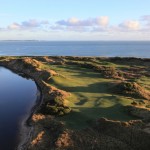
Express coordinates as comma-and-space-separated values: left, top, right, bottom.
0, 41, 150, 58
0, 67, 38, 150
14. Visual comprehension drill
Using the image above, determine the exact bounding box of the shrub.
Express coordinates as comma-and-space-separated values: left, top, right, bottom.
131, 101, 138, 106
39, 101, 71, 116
58, 111, 64, 116
146, 105, 150, 108
54, 97, 64, 106
63, 107, 71, 114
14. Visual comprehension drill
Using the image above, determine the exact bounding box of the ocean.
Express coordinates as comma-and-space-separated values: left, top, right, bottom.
0, 41, 150, 58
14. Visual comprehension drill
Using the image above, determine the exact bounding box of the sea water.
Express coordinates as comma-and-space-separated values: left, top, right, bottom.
0, 41, 149, 58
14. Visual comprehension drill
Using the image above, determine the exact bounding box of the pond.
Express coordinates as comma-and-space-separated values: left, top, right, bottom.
0, 67, 38, 150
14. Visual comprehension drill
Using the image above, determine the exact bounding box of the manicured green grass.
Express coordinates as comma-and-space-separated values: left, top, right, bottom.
44, 64, 137, 129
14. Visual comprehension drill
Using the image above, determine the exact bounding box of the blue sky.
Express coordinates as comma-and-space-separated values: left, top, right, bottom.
0, 0, 150, 40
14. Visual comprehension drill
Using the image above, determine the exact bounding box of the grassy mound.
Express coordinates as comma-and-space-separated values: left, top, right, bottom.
113, 82, 150, 100
40, 96, 71, 116
22, 58, 42, 69
125, 105, 150, 120
68, 118, 150, 150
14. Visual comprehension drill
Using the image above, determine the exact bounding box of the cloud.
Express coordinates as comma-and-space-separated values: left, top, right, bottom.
56, 16, 109, 27
22, 20, 41, 28
96, 16, 109, 27
8, 23, 21, 30
141, 15, 150, 26
91, 27, 108, 32
119, 20, 140, 30
3, 15, 150, 34
50, 25, 65, 30
52, 16, 109, 33
53, 16, 150, 34
68, 17, 80, 25
141, 15, 150, 21
49, 25, 88, 32
8, 19, 49, 30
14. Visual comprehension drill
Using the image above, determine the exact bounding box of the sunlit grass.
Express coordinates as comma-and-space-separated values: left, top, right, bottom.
41, 64, 138, 129
136, 76, 150, 90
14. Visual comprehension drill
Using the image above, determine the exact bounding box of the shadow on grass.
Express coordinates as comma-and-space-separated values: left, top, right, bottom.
50, 79, 110, 94
57, 104, 137, 129
94, 95, 118, 107
50, 64, 104, 78
75, 99, 87, 105
108, 57, 150, 67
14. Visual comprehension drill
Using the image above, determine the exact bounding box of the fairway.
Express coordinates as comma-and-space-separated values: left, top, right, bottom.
46, 64, 135, 129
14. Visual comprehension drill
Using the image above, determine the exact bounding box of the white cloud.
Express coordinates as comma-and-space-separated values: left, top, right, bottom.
53, 16, 109, 33
50, 25, 65, 30
1, 15, 150, 40
96, 16, 109, 27
68, 17, 80, 25
119, 20, 140, 30
141, 15, 150, 21
56, 16, 109, 27
49, 25, 88, 32
8, 23, 21, 30
7, 19, 49, 30
141, 15, 150, 26
22, 20, 40, 28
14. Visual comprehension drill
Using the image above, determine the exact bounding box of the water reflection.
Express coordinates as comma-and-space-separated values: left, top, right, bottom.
0, 67, 37, 150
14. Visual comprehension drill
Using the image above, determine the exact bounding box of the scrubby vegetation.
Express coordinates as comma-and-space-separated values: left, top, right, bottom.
0, 56, 150, 150
40, 96, 71, 116
112, 81, 150, 100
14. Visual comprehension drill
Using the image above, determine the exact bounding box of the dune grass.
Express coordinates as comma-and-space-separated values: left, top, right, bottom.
136, 76, 150, 90
42, 64, 138, 129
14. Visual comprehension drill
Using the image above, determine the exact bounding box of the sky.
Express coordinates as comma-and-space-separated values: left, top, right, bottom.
0, 0, 150, 40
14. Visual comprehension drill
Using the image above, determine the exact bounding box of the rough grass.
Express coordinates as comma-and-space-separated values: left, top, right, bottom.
136, 76, 150, 90
1, 56, 150, 149
42, 64, 137, 129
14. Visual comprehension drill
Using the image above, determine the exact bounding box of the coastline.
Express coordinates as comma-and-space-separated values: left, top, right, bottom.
0, 57, 70, 150
17, 86, 42, 150
0, 65, 43, 150
0, 66, 43, 150
0, 56, 150, 150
